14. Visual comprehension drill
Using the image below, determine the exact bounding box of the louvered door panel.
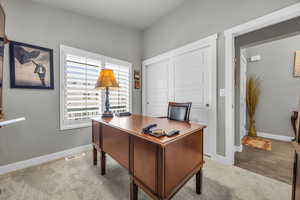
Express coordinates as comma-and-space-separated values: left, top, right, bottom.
145, 60, 169, 117
146, 60, 169, 117
173, 48, 212, 156
173, 49, 208, 106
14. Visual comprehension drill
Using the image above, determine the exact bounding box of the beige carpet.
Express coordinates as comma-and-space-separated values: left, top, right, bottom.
0, 151, 291, 200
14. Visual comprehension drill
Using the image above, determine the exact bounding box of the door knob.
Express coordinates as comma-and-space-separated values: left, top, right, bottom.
206, 104, 210, 107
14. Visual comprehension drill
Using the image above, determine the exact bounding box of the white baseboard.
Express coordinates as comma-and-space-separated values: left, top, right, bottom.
234, 145, 243, 152
256, 132, 294, 142
213, 154, 234, 165
0, 144, 92, 175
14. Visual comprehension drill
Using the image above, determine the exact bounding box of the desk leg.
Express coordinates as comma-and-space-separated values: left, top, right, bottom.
196, 169, 202, 195
130, 179, 138, 200
93, 146, 97, 166
292, 152, 297, 200
101, 151, 106, 176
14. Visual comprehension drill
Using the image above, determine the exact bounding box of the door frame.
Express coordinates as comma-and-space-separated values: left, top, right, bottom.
240, 49, 247, 139
224, 3, 300, 165
142, 33, 218, 159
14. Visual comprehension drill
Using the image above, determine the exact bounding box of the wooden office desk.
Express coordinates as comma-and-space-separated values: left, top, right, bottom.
92, 115, 206, 200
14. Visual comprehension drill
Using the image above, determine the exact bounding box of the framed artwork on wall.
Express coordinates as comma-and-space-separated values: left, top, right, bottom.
134, 70, 140, 89
294, 51, 300, 77
9, 41, 54, 89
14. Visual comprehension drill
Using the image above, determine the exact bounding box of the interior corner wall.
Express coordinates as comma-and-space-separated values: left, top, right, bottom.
143, 0, 299, 156
0, 0, 143, 166
234, 16, 300, 146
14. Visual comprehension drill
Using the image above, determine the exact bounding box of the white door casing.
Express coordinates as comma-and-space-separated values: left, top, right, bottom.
142, 34, 218, 158
224, 3, 300, 165
240, 50, 247, 139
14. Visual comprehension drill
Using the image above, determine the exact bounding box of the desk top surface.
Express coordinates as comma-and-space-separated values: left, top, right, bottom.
92, 114, 206, 145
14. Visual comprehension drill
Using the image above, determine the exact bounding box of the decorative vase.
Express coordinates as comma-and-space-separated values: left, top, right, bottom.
248, 118, 257, 137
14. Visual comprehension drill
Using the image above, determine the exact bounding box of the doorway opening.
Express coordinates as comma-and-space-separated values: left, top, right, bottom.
234, 34, 300, 184
224, 3, 300, 166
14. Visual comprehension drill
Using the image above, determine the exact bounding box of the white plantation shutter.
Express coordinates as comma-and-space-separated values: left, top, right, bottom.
65, 55, 101, 119
105, 62, 130, 113
61, 54, 102, 129
60, 45, 132, 130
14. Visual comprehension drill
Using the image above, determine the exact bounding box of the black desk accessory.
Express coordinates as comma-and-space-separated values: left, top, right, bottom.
166, 130, 180, 137
142, 124, 157, 134
142, 123, 180, 138
148, 129, 166, 138
115, 112, 132, 117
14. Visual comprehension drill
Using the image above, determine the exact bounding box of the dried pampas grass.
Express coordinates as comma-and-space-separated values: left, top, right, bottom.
246, 77, 260, 137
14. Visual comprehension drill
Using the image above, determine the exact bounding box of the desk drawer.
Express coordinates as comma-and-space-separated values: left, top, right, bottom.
102, 125, 129, 169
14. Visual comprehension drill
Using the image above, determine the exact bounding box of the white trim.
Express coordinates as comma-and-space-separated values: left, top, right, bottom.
224, 3, 300, 165
224, 3, 300, 37
257, 132, 294, 142
234, 145, 243, 153
213, 154, 233, 165
240, 50, 247, 141
142, 33, 218, 160
0, 117, 26, 127
0, 144, 92, 175
60, 45, 133, 131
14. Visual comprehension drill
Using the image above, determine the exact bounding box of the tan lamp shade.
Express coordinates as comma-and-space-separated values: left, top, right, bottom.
95, 69, 119, 89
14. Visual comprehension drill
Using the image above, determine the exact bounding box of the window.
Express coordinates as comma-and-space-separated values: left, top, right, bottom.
60, 45, 132, 130
105, 62, 130, 113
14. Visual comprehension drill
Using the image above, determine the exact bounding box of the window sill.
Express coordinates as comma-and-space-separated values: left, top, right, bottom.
60, 122, 91, 131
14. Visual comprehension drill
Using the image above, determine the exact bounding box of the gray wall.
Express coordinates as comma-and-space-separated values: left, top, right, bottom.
143, 0, 299, 156
235, 17, 300, 146
246, 35, 300, 137
0, 0, 143, 166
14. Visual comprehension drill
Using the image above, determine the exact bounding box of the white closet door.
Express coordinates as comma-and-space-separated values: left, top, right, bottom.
173, 48, 212, 156
145, 60, 170, 117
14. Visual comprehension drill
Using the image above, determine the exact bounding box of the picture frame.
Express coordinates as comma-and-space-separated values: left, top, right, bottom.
134, 70, 140, 89
9, 41, 54, 89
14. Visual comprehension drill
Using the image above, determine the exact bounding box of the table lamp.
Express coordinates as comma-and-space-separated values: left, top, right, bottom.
95, 69, 119, 117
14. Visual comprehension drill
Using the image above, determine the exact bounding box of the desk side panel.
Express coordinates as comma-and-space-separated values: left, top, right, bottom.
102, 124, 129, 169
164, 130, 203, 198
133, 137, 157, 193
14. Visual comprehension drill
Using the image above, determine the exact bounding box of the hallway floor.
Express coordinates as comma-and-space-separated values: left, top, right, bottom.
235, 138, 294, 184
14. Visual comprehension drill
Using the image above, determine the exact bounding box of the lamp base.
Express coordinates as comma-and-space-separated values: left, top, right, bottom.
102, 111, 113, 118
